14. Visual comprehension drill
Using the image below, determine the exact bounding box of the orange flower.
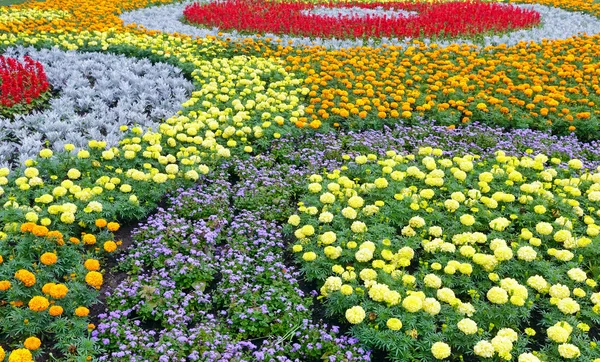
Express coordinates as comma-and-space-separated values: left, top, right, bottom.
82, 234, 96, 245
31, 225, 49, 237
24, 336, 41, 351
28, 296, 49, 312
48, 284, 68, 299
7, 348, 32, 362
49, 305, 64, 316
42, 283, 55, 294
15, 270, 36, 287
20, 222, 36, 233
47, 230, 64, 245
0, 280, 11, 291
75, 306, 90, 317
103, 241, 117, 253
40, 252, 57, 266
85, 271, 103, 289
84, 259, 100, 271
107, 222, 120, 232
70, 237, 80, 244
95, 219, 107, 228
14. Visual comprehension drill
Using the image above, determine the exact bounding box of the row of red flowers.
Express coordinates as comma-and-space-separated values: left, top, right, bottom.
183, 0, 540, 39
0, 56, 50, 109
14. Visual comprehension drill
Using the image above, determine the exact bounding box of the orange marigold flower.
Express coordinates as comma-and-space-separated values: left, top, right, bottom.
75, 306, 90, 317
10, 300, 24, 307
20, 222, 36, 233
28, 296, 49, 312
40, 252, 57, 266
84, 259, 100, 271
0, 255, 3, 264
70, 237, 80, 245
47, 231, 64, 245
82, 234, 96, 245
0, 280, 11, 291
7, 348, 32, 362
95, 219, 107, 228
107, 222, 120, 232
23, 336, 41, 351
85, 271, 103, 289
15, 270, 36, 287
48, 284, 68, 299
31, 225, 49, 237
41, 283, 55, 295
103, 241, 117, 253
48, 305, 63, 316
87, 323, 95, 330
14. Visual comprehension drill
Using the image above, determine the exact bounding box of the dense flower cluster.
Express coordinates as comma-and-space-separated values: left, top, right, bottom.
0, 55, 49, 116
291, 148, 600, 360
1, 0, 600, 360
183, 0, 540, 40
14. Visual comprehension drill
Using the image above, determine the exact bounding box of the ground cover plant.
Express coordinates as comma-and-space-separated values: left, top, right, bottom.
0, 0, 599, 361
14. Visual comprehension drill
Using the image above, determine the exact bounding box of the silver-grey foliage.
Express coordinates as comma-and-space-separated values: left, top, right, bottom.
0, 46, 193, 168
120, 2, 600, 49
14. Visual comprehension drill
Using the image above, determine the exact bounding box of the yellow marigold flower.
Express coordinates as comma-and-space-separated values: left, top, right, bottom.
517, 353, 540, 362
345, 305, 365, 324
84, 259, 100, 271
40, 252, 57, 266
8, 348, 33, 362
535, 222, 553, 235
423, 298, 441, 315
75, 306, 90, 317
402, 295, 423, 313
49, 306, 63, 316
487, 287, 508, 304
459, 214, 475, 226
558, 343, 580, 359
474, 340, 494, 358
557, 298, 580, 315
103, 241, 117, 253
386, 318, 402, 330
23, 336, 41, 351
95, 219, 107, 228
302, 252, 317, 261
28, 296, 49, 312
340, 285, 353, 295
457, 318, 478, 335
547, 323, 571, 343
85, 271, 103, 289
0, 346, 4, 361
15, 270, 36, 287
431, 342, 451, 360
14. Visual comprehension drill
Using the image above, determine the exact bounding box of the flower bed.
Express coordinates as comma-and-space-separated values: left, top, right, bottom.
183, 0, 540, 39
0, 54, 49, 118
0, 0, 599, 360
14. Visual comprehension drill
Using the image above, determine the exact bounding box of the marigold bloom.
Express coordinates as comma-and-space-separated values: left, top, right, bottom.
82, 234, 96, 245
85, 271, 103, 289
49, 305, 63, 316
40, 252, 57, 266
31, 225, 48, 237
103, 241, 117, 253
75, 306, 90, 317
28, 296, 49, 312
23, 336, 41, 351
95, 219, 107, 228
7, 348, 33, 362
84, 259, 100, 271
107, 222, 120, 231
48, 284, 68, 299
0, 280, 11, 291
15, 269, 36, 287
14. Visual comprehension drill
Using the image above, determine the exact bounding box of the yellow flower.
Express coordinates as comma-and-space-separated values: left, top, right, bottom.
459, 214, 475, 226
487, 287, 508, 304
474, 340, 494, 358
8, 348, 33, 362
288, 215, 301, 226
49, 306, 63, 316
345, 306, 365, 324
431, 342, 451, 360
320, 231, 337, 245
302, 252, 317, 261
386, 318, 402, 330
103, 241, 117, 253
402, 295, 423, 313
535, 222, 553, 235
558, 343, 580, 359
547, 323, 571, 343
457, 318, 478, 335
